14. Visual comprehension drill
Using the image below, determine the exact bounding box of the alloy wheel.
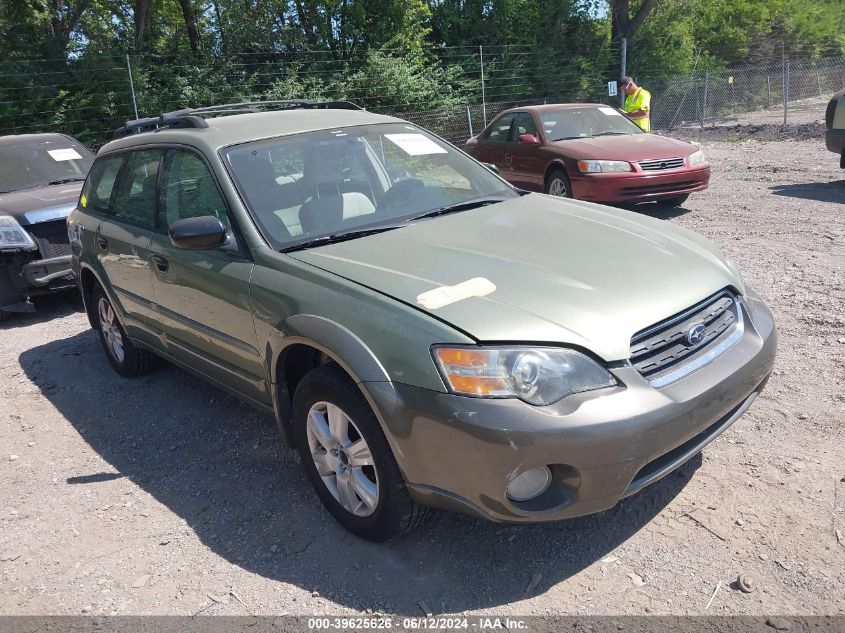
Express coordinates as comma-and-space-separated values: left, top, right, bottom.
305, 401, 379, 517
97, 297, 124, 364
548, 177, 568, 197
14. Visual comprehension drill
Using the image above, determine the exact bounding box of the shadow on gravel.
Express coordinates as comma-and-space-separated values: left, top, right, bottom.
20, 331, 700, 614
770, 180, 845, 204
0, 291, 82, 330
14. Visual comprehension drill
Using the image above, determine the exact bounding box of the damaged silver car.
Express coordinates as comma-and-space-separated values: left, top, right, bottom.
0, 133, 94, 319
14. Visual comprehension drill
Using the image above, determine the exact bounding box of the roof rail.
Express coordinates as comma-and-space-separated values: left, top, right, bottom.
114, 100, 363, 138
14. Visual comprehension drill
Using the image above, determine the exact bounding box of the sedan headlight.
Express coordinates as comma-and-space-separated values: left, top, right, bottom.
577, 160, 633, 174
433, 346, 617, 406
688, 149, 707, 165
0, 215, 37, 251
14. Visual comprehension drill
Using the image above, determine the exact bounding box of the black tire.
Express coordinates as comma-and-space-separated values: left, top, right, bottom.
544, 168, 572, 198
91, 285, 156, 377
292, 364, 425, 541
658, 193, 690, 207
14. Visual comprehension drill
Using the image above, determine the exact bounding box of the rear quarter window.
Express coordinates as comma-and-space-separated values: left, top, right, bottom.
81, 154, 125, 213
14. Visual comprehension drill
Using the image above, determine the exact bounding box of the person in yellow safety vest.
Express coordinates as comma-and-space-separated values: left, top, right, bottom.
620, 76, 651, 132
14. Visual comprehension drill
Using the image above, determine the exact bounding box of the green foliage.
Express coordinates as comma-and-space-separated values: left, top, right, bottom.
0, 0, 842, 145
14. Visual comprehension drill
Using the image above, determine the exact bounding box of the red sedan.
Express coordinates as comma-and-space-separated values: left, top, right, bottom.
464, 104, 710, 205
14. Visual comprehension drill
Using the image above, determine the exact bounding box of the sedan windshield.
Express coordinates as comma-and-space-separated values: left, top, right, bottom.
540, 107, 643, 142
0, 139, 94, 193
223, 123, 516, 250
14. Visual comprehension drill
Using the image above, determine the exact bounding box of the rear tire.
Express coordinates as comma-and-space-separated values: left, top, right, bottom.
545, 169, 572, 198
92, 285, 155, 377
292, 364, 425, 541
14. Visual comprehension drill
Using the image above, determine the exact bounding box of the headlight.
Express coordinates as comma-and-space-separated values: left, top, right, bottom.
0, 215, 37, 251
577, 160, 633, 173
433, 346, 617, 406
688, 149, 707, 165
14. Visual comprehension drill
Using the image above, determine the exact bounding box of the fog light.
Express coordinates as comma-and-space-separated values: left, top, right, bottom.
506, 466, 552, 502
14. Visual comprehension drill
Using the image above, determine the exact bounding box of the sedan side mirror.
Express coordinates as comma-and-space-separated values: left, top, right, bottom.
519, 133, 540, 145
481, 162, 500, 175
169, 216, 228, 250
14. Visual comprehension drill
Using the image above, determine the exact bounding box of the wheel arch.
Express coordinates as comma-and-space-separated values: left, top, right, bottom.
268, 314, 392, 446
544, 159, 570, 185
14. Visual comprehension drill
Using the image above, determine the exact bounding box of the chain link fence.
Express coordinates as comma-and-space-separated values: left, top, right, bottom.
1, 52, 842, 148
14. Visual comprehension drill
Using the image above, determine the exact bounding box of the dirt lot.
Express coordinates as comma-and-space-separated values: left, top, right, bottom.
1, 120, 843, 618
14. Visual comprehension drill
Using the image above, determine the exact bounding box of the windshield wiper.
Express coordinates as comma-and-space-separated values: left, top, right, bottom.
281, 225, 402, 253
409, 196, 508, 221
591, 131, 630, 137
44, 178, 86, 186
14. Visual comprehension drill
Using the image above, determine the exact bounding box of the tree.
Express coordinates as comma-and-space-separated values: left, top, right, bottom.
610, 0, 658, 42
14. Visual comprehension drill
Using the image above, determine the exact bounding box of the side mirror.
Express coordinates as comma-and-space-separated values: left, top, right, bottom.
169, 216, 228, 250
519, 133, 540, 145
481, 162, 500, 175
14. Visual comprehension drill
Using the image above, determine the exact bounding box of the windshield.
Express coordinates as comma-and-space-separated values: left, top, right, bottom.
223, 122, 516, 250
0, 139, 94, 193
540, 107, 643, 141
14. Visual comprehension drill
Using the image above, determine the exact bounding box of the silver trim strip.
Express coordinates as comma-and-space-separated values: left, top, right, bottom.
23, 203, 76, 224
648, 298, 745, 388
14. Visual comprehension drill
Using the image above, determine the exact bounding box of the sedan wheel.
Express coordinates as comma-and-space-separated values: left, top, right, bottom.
545, 169, 572, 198
306, 401, 379, 517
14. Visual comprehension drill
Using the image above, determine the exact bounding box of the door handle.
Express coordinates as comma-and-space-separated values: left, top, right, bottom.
97, 236, 108, 250
150, 254, 169, 272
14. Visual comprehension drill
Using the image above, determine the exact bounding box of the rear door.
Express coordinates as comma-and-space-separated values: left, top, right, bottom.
94, 148, 164, 344
146, 147, 267, 406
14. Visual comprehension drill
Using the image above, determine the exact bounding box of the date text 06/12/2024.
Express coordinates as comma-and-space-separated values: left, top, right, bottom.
307, 617, 528, 630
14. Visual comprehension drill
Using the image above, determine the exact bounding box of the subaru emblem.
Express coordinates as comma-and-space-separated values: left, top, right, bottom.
686, 323, 707, 346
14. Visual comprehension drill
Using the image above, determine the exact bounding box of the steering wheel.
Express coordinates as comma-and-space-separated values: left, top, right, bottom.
376, 178, 425, 213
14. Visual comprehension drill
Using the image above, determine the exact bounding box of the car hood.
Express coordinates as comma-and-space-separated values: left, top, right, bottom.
0, 182, 82, 226
549, 134, 698, 161
290, 194, 739, 361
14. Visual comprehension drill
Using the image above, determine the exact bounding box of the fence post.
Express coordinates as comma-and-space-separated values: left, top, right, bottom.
620, 37, 628, 108
767, 76, 771, 108
783, 60, 789, 125
815, 61, 822, 96
479, 45, 487, 127
466, 105, 473, 137
125, 54, 139, 120
701, 70, 708, 128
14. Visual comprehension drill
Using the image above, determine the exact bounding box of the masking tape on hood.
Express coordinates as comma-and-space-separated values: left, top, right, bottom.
416, 277, 496, 310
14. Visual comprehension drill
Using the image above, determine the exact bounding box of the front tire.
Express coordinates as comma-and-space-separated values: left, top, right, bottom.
92, 285, 155, 377
658, 193, 690, 207
545, 169, 572, 198
292, 364, 424, 541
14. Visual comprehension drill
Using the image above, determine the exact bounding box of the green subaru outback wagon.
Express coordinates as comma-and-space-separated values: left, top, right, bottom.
69, 101, 776, 541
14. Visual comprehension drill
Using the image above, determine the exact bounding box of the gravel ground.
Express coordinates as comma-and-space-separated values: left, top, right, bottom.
1, 119, 843, 618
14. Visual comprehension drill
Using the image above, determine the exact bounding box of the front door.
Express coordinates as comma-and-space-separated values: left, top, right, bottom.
95, 149, 164, 345
147, 148, 267, 405
507, 112, 545, 191
474, 112, 517, 181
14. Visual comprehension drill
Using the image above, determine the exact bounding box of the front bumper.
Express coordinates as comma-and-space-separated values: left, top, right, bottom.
570, 165, 711, 202
364, 291, 776, 523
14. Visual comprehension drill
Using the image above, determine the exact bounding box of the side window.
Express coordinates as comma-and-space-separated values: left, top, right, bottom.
486, 114, 515, 142
511, 113, 538, 140
112, 149, 163, 228
160, 150, 230, 230
81, 154, 125, 214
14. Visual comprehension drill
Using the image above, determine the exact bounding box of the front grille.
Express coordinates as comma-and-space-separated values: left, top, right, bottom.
630, 290, 743, 387
27, 219, 71, 259
638, 157, 685, 171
